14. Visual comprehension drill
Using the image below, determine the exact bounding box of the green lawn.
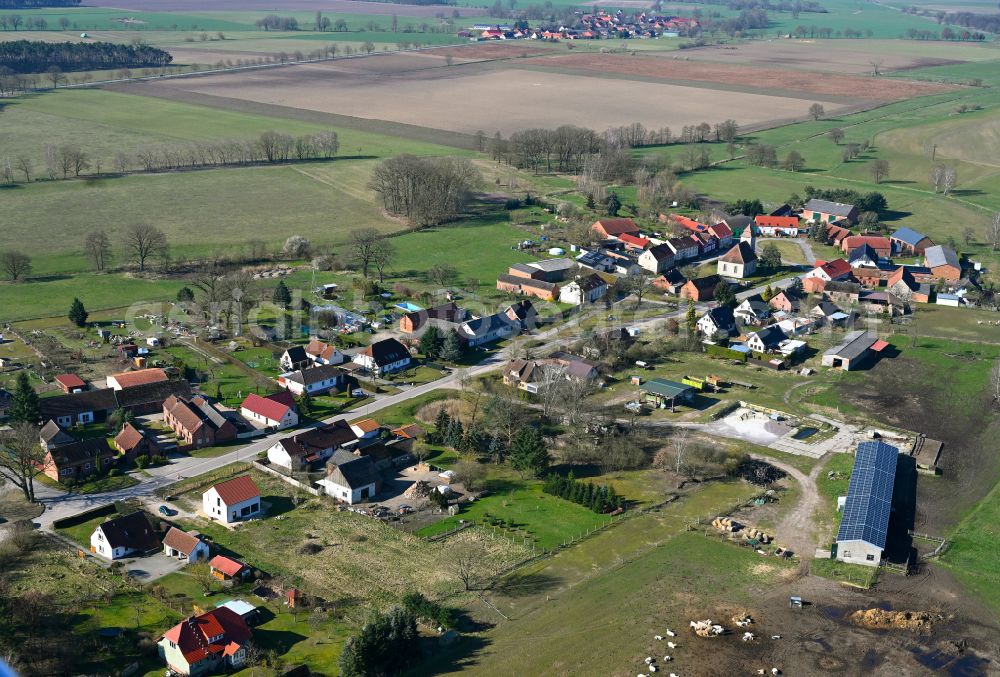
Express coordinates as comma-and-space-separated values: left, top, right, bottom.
417, 477, 612, 550
37, 471, 139, 495
940, 480, 1000, 617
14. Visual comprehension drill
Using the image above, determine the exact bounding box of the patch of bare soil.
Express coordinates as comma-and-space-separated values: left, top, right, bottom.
432, 43, 551, 60
519, 53, 957, 100
849, 608, 946, 631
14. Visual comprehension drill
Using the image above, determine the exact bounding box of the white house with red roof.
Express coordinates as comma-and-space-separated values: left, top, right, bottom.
804, 258, 853, 283
240, 392, 298, 430
754, 215, 800, 237
203, 476, 261, 525
157, 606, 252, 676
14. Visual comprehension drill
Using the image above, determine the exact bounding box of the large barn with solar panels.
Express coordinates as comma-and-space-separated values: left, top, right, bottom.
834, 441, 899, 567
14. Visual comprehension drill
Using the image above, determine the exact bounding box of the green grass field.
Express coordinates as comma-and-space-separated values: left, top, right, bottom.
940, 480, 1000, 616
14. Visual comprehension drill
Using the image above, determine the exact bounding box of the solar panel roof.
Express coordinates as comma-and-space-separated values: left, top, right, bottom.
836, 441, 898, 550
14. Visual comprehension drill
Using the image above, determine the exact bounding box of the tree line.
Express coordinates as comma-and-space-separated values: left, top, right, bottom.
368, 154, 481, 227
542, 473, 624, 514
255, 14, 299, 31
0, 130, 338, 185
0, 40, 172, 74
0, 0, 79, 7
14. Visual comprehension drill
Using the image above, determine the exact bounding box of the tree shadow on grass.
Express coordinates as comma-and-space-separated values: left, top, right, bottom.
488, 571, 561, 599
880, 209, 912, 222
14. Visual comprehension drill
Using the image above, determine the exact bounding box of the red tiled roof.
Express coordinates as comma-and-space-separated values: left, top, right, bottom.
162, 527, 203, 556
818, 259, 852, 279
672, 214, 709, 232
842, 235, 890, 251
241, 393, 292, 423
209, 555, 246, 578
754, 215, 799, 229
709, 223, 733, 239
267, 391, 295, 408
161, 607, 251, 665
618, 233, 650, 248
592, 218, 638, 236
110, 368, 167, 389
871, 339, 890, 352
209, 475, 260, 506
114, 422, 146, 451
351, 418, 380, 433
55, 374, 85, 389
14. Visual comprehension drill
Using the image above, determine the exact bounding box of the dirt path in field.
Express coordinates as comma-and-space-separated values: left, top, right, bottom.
751, 453, 824, 558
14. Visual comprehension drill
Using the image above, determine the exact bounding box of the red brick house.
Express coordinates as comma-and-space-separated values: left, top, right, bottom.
114, 422, 159, 462
163, 395, 237, 449
680, 275, 722, 302
42, 438, 115, 482
496, 275, 559, 301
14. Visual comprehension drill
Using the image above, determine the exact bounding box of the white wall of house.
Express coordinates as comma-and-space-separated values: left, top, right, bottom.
202, 487, 261, 524
638, 250, 671, 274
164, 540, 210, 564
352, 354, 411, 375
318, 478, 376, 505
90, 526, 129, 560
241, 406, 299, 430
835, 539, 882, 567
266, 442, 295, 470
718, 261, 746, 278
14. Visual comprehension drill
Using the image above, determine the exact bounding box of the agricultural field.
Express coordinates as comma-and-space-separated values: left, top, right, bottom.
129, 54, 858, 137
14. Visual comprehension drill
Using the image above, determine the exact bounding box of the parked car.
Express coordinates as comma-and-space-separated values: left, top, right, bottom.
351, 389, 367, 398
158, 505, 176, 516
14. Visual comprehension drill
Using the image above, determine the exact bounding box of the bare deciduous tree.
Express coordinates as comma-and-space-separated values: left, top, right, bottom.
869, 158, 890, 184
0, 423, 48, 502
123, 223, 167, 273
0, 251, 32, 282
990, 212, 1000, 251
14, 155, 32, 182
350, 228, 381, 278
84, 230, 112, 272
371, 237, 395, 284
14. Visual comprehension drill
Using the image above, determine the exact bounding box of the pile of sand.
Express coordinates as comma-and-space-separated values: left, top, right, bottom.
848, 609, 943, 631
404, 481, 433, 500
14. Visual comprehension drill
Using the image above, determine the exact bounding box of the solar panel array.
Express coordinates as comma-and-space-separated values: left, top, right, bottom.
836, 441, 899, 550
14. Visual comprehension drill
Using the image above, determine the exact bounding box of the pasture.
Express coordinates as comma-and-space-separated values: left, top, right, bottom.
135, 57, 853, 137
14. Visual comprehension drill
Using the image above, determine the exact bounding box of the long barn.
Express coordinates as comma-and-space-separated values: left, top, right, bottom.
834, 441, 899, 567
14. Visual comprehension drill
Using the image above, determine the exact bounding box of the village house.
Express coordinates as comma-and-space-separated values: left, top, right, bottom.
746, 326, 787, 353
162, 527, 210, 564
116, 380, 194, 417
240, 392, 298, 430
317, 449, 379, 504
203, 475, 261, 525
847, 244, 882, 269
265, 419, 357, 472
559, 274, 609, 305
754, 215, 799, 237
304, 338, 345, 366
638, 243, 675, 274
801, 198, 859, 224
652, 268, 687, 295
734, 294, 771, 326
106, 368, 168, 391
824, 280, 863, 304
583, 327, 635, 359
54, 373, 86, 394
775, 316, 819, 336
42, 437, 116, 482
496, 274, 559, 301
353, 338, 413, 376
888, 267, 932, 303
825, 223, 852, 246
890, 227, 934, 256
717, 241, 758, 279
279, 346, 311, 372
924, 245, 962, 281
804, 258, 853, 284
398, 301, 466, 334
823, 330, 889, 370
842, 235, 891, 259
810, 300, 850, 326
40, 388, 118, 428
695, 231, 718, 257
456, 311, 518, 347
591, 217, 640, 239
697, 307, 737, 339
618, 232, 651, 250
277, 364, 348, 396
350, 418, 381, 440
680, 275, 722, 302
503, 359, 559, 395
158, 606, 252, 676
708, 222, 734, 249
40, 419, 74, 450
548, 352, 600, 382
163, 395, 237, 449
90, 511, 161, 560
576, 249, 617, 273
860, 290, 909, 316
114, 422, 159, 462
665, 235, 700, 262
768, 290, 800, 314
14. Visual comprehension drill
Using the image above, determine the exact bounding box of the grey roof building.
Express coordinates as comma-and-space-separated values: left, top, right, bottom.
835, 441, 899, 567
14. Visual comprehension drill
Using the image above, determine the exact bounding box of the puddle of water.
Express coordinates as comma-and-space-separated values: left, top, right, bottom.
793, 426, 819, 440
861, 649, 883, 670
948, 655, 990, 677
910, 647, 955, 670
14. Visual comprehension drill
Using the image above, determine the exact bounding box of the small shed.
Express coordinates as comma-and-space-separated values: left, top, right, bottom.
286, 588, 303, 609
640, 378, 695, 412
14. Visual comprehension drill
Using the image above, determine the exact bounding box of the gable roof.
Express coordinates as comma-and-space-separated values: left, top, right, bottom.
824, 330, 878, 360
40, 388, 118, 419
925, 245, 959, 270
836, 441, 898, 550
573, 273, 608, 293
282, 346, 308, 364
161, 607, 252, 665
643, 243, 674, 262
593, 217, 639, 236
890, 227, 929, 247
804, 198, 856, 217
97, 511, 161, 551
702, 306, 735, 328
241, 393, 292, 422
737, 294, 769, 314
848, 243, 879, 264
686, 275, 722, 293
754, 215, 799, 229
40, 419, 74, 447
328, 449, 378, 488
55, 374, 86, 390
162, 527, 204, 556
667, 235, 700, 252
109, 368, 168, 389
528, 257, 575, 274
209, 475, 260, 505
48, 437, 114, 467
720, 241, 757, 265
708, 222, 733, 239
816, 258, 852, 279
498, 274, 558, 293
459, 312, 518, 341
641, 378, 693, 399
618, 233, 650, 249
115, 379, 192, 409
284, 364, 345, 387
843, 235, 890, 251
115, 422, 148, 451
750, 325, 787, 347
